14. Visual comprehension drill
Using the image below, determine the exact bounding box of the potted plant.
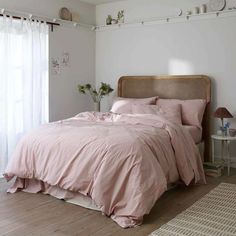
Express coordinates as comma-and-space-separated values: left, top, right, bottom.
117, 10, 124, 23
106, 15, 112, 25
78, 83, 114, 112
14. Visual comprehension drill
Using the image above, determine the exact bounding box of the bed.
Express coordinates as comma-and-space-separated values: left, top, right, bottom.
4, 75, 211, 228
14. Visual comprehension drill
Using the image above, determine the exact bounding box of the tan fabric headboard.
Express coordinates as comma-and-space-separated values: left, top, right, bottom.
118, 75, 211, 161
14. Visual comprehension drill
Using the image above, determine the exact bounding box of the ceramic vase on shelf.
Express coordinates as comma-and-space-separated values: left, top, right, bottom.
193, 7, 200, 14
94, 102, 100, 112
200, 4, 207, 14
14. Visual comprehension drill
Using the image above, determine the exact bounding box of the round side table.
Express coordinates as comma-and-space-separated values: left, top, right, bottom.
211, 134, 236, 176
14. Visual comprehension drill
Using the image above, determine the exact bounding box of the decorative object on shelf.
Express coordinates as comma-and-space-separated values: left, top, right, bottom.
72, 12, 80, 23
193, 7, 200, 14
106, 15, 112, 25
229, 128, 236, 137
178, 9, 183, 16
186, 11, 192, 15
200, 4, 207, 13
78, 83, 114, 112
117, 10, 124, 23
59, 7, 72, 21
105, 10, 124, 25
209, 0, 226, 11
228, 7, 236, 10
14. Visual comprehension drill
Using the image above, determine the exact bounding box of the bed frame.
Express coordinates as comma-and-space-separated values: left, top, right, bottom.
118, 75, 211, 161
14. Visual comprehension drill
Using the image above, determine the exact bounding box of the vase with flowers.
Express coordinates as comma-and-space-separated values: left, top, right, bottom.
78, 83, 114, 112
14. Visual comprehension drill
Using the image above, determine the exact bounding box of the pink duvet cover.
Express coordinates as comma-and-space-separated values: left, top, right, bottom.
4, 112, 205, 228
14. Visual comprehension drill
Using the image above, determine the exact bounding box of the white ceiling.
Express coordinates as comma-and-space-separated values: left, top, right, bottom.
80, 0, 121, 5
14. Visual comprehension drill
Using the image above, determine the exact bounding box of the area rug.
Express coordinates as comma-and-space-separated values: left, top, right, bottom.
150, 183, 236, 236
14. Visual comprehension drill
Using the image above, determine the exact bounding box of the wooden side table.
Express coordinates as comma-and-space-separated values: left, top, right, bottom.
211, 134, 236, 176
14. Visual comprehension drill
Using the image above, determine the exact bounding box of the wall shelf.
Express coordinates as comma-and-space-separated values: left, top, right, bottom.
2, 7, 236, 32
95, 9, 236, 32
51, 18, 95, 30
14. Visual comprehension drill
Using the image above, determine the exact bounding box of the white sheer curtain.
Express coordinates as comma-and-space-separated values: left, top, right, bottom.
0, 16, 49, 174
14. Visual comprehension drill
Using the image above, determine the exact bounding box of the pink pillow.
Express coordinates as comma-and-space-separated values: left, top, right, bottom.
132, 104, 182, 125
111, 97, 157, 114
156, 99, 206, 128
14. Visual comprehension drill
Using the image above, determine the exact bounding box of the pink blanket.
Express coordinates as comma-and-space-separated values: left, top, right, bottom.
4, 112, 205, 228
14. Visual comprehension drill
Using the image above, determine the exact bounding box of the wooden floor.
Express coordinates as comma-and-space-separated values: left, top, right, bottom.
0, 169, 236, 236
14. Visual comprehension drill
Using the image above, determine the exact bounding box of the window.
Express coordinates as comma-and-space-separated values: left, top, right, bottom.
0, 16, 49, 174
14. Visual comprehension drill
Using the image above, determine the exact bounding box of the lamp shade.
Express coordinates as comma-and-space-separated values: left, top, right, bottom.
214, 107, 233, 119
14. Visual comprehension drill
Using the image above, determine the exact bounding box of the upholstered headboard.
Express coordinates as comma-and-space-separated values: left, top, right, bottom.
118, 75, 211, 161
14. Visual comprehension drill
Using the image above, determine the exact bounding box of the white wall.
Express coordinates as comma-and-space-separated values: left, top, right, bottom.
49, 26, 95, 121
0, 0, 96, 121
96, 17, 236, 119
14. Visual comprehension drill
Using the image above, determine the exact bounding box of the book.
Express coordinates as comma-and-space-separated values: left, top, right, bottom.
203, 162, 223, 170
205, 171, 222, 177
204, 168, 222, 177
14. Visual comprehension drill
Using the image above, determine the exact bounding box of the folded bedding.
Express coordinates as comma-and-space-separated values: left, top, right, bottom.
4, 112, 205, 228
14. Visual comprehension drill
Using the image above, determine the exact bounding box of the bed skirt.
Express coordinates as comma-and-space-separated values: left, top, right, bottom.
7, 178, 101, 211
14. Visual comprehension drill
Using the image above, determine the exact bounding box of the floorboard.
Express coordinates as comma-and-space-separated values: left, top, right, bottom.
0, 169, 235, 236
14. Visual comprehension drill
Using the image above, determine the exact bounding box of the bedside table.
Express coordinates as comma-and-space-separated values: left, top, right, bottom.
211, 134, 236, 176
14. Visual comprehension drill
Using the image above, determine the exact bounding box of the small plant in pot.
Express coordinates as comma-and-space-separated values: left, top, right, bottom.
78, 83, 114, 112
106, 15, 112, 25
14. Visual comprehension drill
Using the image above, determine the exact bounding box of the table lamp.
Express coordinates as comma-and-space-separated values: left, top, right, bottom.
214, 107, 233, 127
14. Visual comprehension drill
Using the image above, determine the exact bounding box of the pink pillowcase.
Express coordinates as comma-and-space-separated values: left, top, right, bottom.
111, 97, 157, 114
156, 99, 206, 128
132, 104, 182, 125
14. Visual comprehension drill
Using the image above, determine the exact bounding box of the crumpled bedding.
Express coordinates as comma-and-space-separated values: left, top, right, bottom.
4, 112, 205, 228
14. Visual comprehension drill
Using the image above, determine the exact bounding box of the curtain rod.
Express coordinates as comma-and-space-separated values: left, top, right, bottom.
0, 8, 95, 31
0, 12, 60, 32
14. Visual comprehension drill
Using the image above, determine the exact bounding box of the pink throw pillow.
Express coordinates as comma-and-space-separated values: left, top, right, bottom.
111, 97, 157, 114
156, 99, 206, 128
132, 104, 182, 125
